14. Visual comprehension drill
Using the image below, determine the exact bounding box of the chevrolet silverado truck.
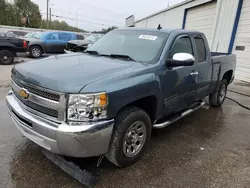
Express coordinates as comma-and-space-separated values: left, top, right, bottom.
6, 28, 236, 167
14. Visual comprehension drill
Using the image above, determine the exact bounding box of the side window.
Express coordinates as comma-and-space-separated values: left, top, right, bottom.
47, 33, 59, 40
194, 37, 206, 62
169, 36, 193, 58
59, 33, 72, 41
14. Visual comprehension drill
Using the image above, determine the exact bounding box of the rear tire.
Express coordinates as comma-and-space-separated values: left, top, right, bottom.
106, 107, 152, 167
0, 50, 14, 65
209, 79, 228, 107
29, 46, 42, 58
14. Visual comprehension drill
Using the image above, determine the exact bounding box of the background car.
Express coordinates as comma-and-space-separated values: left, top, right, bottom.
0, 32, 27, 64
65, 34, 103, 52
27, 31, 84, 58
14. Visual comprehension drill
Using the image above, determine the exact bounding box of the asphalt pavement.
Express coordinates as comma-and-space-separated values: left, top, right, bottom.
1, 59, 250, 187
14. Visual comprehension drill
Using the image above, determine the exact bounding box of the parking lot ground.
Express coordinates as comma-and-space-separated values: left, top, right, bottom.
229, 80, 250, 96
1, 84, 250, 187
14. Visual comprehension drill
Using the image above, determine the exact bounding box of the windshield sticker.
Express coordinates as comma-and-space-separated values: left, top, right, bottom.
139, 35, 158, 40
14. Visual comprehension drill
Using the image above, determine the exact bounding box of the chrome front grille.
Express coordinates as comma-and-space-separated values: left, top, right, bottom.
11, 75, 63, 121
13, 90, 59, 118
11, 75, 60, 101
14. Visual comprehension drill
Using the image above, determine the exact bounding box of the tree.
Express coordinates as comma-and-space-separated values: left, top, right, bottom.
0, 0, 6, 24
14, 0, 42, 27
0, 0, 87, 32
92, 26, 118, 34
45, 20, 86, 32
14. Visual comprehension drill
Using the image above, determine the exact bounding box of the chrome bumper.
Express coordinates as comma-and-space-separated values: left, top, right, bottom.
6, 91, 114, 157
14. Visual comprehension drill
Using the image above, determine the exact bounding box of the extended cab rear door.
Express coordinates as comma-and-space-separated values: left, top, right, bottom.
191, 34, 212, 99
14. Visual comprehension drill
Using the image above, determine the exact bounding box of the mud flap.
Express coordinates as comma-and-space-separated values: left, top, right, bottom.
42, 150, 100, 187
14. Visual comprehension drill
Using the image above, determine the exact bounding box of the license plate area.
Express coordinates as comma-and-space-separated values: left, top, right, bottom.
12, 110, 33, 128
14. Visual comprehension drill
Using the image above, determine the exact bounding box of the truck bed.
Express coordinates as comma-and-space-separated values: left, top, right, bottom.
211, 52, 230, 57
210, 52, 236, 90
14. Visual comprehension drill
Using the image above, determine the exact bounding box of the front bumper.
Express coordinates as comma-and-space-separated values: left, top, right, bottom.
6, 91, 114, 157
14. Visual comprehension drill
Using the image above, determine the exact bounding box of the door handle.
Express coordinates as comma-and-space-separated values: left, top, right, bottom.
190, 71, 198, 76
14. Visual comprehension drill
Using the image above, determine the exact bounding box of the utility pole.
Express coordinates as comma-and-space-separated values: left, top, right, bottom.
50, 8, 52, 29
47, 0, 49, 28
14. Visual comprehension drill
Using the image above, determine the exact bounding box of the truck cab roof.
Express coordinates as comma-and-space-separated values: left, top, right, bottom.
117, 27, 204, 35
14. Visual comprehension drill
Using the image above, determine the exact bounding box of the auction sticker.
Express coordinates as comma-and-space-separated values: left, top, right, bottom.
139, 35, 158, 40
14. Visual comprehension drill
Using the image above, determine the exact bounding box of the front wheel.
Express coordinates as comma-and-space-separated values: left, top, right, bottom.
0, 50, 14, 65
106, 107, 152, 167
209, 79, 228, 107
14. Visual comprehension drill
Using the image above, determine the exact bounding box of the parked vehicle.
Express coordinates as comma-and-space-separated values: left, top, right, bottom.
6, 30, 28, 37
0, 32, 27, 65
65, 34, 103, 52
26, 31, 83, 58
6, 28, 236, 167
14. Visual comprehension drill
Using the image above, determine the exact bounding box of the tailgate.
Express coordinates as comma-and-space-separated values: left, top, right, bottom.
10, 38, 27, 52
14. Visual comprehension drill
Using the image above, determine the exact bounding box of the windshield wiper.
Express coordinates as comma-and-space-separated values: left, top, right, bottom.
85, 50, 101, 55
104, 54, 136, 62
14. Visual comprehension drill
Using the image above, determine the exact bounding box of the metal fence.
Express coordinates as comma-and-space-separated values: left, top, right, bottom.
0, 25, 91, 37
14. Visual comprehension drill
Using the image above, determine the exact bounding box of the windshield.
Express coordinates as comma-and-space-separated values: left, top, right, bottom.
33, 32, 44, 39
24, 32, 35, 38
85, 35, 102, 42
87, 30, 168, 63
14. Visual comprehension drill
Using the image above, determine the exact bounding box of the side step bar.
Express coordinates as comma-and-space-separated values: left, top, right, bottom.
153, 101, 206, 129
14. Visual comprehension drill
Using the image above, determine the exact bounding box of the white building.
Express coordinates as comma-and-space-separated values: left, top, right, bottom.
126, 0, 250, 82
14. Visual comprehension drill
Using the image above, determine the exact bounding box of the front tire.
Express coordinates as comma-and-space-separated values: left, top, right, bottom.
0, 50, 14, 65
209, 79, 228, 107
106, 107, 152, 167
29, 46, 42, 58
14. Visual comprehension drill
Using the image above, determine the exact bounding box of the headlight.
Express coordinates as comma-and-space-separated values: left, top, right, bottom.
67, 93, 108, 122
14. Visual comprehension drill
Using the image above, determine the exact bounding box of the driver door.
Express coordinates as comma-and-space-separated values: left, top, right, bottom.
161, 35, 198, 116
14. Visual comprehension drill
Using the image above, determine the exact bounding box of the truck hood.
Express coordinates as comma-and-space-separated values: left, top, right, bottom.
12, 53, 146, 93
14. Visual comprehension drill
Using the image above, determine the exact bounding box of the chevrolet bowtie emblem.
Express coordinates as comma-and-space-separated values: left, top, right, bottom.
19, 88, 29, 99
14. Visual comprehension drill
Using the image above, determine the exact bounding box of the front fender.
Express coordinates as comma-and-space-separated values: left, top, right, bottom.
82, 72, 161, 119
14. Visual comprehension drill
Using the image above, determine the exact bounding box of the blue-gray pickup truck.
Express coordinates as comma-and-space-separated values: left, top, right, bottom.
6, 28, 236, 167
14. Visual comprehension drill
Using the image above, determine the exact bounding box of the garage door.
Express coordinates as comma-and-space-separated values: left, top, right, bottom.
233, 0, 250, 82
185, 1, 217, 47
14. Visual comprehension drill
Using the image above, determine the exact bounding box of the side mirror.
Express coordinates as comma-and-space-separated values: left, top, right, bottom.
167, 53, 195, 67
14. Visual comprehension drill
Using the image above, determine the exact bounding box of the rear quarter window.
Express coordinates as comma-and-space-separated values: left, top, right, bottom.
194, 37, 206, 62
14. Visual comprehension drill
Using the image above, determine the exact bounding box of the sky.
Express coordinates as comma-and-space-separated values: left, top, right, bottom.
31, 0, 185, 31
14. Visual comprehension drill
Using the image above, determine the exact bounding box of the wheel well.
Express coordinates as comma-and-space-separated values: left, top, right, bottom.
30, 45, 43, 53
123, 96, 157, 123
223, 70, 233, 84
0, 47, 14, 55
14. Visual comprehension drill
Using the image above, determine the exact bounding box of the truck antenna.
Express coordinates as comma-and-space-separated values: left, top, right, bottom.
157, 24, 162, 30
